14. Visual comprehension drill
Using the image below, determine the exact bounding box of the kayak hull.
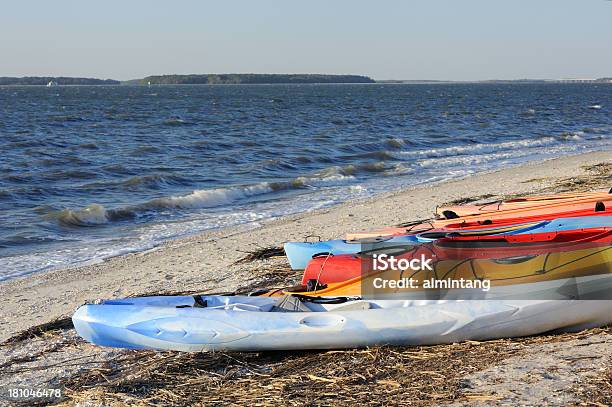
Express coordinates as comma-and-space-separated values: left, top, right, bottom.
73, 293, 612, 352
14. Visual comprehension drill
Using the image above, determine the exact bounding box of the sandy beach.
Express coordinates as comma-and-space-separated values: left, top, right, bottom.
1, 150, 611, 406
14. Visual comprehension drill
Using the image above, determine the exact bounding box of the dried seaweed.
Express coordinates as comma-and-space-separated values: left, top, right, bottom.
1, 317, 73, 346
524, 162, 611, 193
571, 361, 612, 406
440, 193, 496, 207
234, 246, 286, 264
233, 264, 299, 295
57, 328, 610, 407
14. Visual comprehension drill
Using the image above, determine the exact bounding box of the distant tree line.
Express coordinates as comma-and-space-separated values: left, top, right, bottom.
141, 74, 375, 85
0, 77, 120, 85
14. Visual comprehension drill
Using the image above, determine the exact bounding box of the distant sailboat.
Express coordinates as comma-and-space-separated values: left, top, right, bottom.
47, 80, 59, 87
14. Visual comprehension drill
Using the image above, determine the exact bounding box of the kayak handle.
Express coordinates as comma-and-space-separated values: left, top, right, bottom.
345, 236, 393, 244
492, 254, 538, 264
292, 294, 350, 304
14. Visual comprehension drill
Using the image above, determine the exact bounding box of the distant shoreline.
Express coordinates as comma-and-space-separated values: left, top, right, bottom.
2, 74, 610, 86
1, 74, 375, 86
131, 74, 375, 85
0, 77, 119, 86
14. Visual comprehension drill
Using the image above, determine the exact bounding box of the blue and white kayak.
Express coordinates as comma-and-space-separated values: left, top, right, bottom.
284, 216, 612, 270
73, 277, 612, 352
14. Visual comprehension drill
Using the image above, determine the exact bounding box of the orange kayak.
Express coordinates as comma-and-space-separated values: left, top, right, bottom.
347, 198, 611, 240
438, 190, 611, 218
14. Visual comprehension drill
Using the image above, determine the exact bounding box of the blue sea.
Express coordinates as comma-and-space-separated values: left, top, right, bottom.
1, 83, 610, 280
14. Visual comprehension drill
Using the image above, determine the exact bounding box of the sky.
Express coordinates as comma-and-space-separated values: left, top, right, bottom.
1, 0, 611, 81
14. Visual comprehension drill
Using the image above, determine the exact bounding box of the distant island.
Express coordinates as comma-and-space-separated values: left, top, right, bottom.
1, 74, 610, 86
1, 74, 374, 86
0, 77, 120, 86
137, 74, 375, 85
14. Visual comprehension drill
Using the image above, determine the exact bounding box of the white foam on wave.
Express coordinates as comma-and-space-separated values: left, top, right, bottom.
301, 173, 356, 187
292, 166, 357, 188
141, 170, 356, 212
417, 151, 521, 169
146, 183, 274, 209
398, 137, 558, 160
45, 170, 359, 231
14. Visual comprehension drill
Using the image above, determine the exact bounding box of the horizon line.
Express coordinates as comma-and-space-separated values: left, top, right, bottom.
1, 73, 611, 83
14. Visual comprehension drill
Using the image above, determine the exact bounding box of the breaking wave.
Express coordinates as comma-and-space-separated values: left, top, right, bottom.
557, 132, 583, 141
395, 131, 606, 162
46, 204, 111, 227
43, 169, 359, 227
146, 183, 275, 210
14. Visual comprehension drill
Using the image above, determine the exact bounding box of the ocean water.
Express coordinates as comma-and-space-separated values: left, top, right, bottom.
1, 83, 610, 280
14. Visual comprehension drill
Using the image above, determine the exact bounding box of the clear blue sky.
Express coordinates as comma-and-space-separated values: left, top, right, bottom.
1, 0, 610, 81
